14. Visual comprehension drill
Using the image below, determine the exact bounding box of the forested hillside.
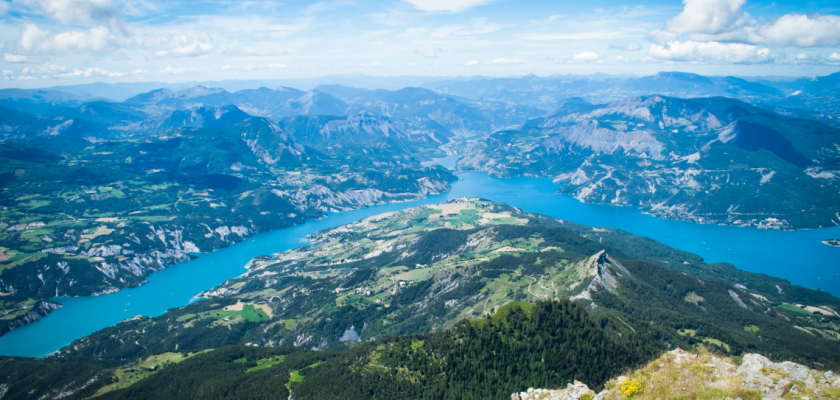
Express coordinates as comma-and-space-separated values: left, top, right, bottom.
3, 299, 838, 399
0, 301, 660, 400
292, 301, 658, 400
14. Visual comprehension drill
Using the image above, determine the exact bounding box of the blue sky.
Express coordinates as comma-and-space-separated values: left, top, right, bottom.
0, 0, 838, 87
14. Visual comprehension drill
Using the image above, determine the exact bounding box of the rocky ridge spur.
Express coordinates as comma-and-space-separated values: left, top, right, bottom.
513, 348, 840, 400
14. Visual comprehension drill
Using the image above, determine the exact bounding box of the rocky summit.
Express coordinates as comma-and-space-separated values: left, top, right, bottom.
513, 382, 600, 400
514, 348, 840, 400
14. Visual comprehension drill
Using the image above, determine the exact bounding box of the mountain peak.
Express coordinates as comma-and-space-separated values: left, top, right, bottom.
176, 86, 228, 98
275, 86, 304, 93
651, 71, 715, 85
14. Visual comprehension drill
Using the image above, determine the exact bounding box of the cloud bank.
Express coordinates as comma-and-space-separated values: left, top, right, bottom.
647, 0, 840, 64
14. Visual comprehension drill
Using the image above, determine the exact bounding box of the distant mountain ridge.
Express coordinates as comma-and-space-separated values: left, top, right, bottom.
460, 95, 840, 229
763, 72, 840, 115
418, 71, 786, 109
2, 70, 836, 145
25, 69, 818, 108
317, 85, 546, 133
2, 77, 838, 231
158, 105, 251, 130
123, 85, 349, 119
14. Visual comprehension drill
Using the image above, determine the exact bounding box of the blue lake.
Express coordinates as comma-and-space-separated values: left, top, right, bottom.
1, 161, 839, 357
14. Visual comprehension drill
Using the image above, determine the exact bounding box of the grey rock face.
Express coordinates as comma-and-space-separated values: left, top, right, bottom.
7, 301, 62, 331
736, 354, 818, 396
512, 381, 598, 400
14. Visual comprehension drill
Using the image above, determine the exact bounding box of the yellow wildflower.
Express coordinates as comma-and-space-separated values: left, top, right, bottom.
620, 377, 644, 397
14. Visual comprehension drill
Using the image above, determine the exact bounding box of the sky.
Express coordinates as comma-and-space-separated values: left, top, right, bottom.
0, 0, 839, 88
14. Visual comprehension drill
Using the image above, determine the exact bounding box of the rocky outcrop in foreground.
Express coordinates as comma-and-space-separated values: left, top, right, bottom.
512, 382, 600, 400
513, 348, 840, 400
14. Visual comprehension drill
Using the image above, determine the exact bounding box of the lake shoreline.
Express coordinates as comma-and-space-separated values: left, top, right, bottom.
456, 167, 831, 232
0, 169, 838, 358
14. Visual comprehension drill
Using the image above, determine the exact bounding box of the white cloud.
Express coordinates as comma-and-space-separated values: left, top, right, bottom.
0, 2, 9, 14
8, 0, 131, 57
664, 0, 746, 35
13, 62, 133, 80
572, 51, 601, 63
415, 47, 442, 58
2, 70, 14, 80
796, 53, 809, 60
740, 13, 840, 47
3, 53, 43, 63
608, 43, 641, 51
654, 0, 840, 48
267, 63, 287, 68
159, 66, 194, 75
16, 63, 65, 80
53, 66, 125, 78
33, 63, 66, 74
17, 23, 124, 54
489, 58, 525, 65
402, 0, 495, 13
830, 53, 840, 62
682, 13, 840, 47
145, 34, 215, 58
466, 60, 478, 66
648, 41, 774, 64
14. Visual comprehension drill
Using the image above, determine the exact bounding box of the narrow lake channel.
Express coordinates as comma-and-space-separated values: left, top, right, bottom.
1, 159, 838, 357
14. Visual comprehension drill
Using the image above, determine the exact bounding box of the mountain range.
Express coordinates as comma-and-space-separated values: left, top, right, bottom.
0, 70, 838, 399
37, 70, 840, 110
1, 70, 838, 335
3, 71, 839, 144
459, 95, 840, 229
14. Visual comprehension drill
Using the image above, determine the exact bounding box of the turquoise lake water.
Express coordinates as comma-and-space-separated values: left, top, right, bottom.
1, 157, 838, 357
